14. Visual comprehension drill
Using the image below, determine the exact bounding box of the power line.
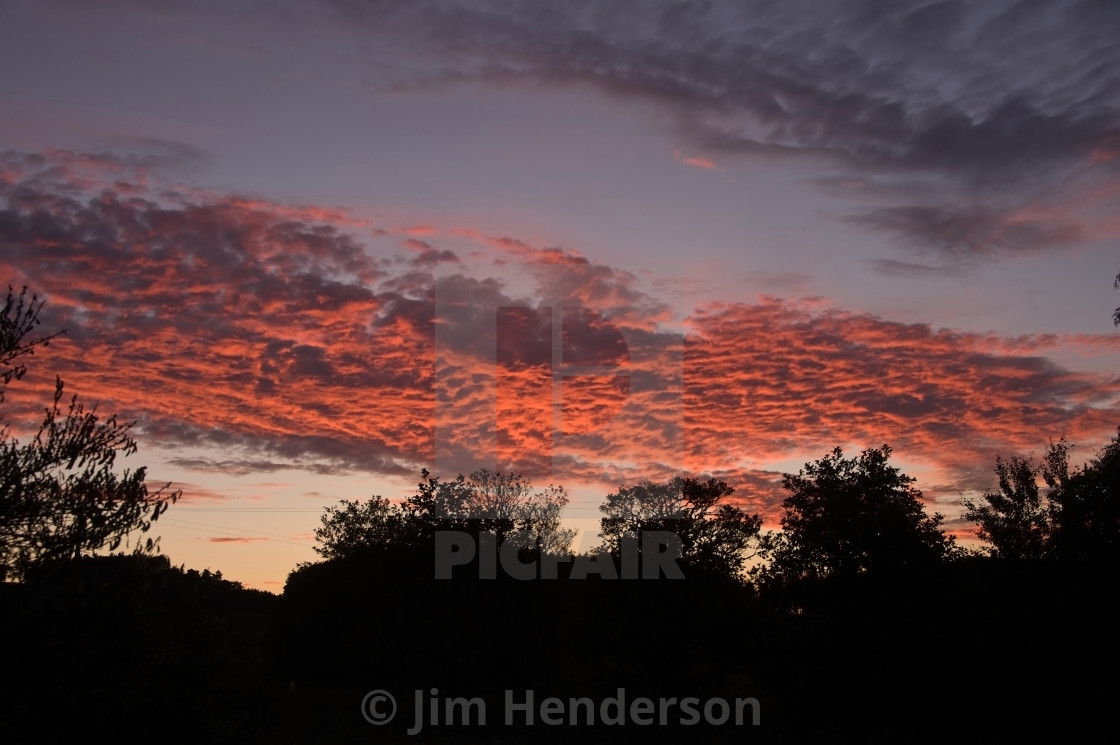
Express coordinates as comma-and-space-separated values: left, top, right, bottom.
161, 518, 313, 547
163, 516, 315, 543
171, 507, 322, 512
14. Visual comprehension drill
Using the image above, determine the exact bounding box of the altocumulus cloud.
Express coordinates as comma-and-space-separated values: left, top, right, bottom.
3, 148, 1119, 521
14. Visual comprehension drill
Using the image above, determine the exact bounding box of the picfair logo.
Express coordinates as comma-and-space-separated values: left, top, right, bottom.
495, 305, 630, 476
433, 267, 683, 496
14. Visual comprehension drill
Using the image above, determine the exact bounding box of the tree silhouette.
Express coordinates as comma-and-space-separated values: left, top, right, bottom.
965, 433, 1120, 563
1, 286, 62, 400
312, 495, 411, 559
0, 286, 179, 580
481, 470, 573, 554
962, 450, 1054, 560
1114, 271, 1120, 326
1050, 432, 1120, 562
599, 476, 762, 579
312, 467, 575, 560
758, 445, 954, 585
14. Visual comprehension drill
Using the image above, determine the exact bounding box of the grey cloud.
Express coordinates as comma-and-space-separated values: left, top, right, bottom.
323, 0, 1120, 259
20, 0, 1120, 258
847, 204, 1085, 260
867, 258, 963, 279
24, 0, 1118, 260
403, 238, 460, 268
167, 457, 356, 477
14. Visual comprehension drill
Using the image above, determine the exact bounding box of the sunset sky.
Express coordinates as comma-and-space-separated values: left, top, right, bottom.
2, 0, 1119, 590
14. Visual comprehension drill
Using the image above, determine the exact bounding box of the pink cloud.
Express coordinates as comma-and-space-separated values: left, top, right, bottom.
3, 149, 1117, 526
673, 151, 719, 171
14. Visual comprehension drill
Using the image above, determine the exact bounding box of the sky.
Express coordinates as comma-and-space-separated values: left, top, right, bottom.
2, 0, 1119, 591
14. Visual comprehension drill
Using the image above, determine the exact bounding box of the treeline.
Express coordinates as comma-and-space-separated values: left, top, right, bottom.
0, 555, 280, 742
4, 438, 1118, 743
266, 439, 1120, 743
300, 436, 1120, 586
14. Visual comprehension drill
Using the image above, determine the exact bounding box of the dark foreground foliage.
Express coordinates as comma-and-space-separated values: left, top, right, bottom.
0, 555, 279, 744
2, 552, 1117, 744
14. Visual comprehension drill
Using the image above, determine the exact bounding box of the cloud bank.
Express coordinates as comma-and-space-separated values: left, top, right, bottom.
313, 0, 1120, 261
3, 148, 1118, 521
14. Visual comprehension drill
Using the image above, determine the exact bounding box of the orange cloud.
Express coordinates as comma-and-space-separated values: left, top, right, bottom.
683, 299, 1120, 500
673, 151, 719, 171
155, 483, 230, 504
399, 225, 438, 236
562, 375, 630, 435
3, 148, 1118, 528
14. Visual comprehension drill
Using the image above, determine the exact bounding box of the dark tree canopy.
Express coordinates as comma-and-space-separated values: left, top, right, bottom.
964, 433, 1120, 563
1051, 433, 1120, 562
312, 496, 410, 560
758, 445, 954, 585
313, 467, 575, 560
962, 451, 1053, 560
0, 286, 179, 580
599, 476, 762, 579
